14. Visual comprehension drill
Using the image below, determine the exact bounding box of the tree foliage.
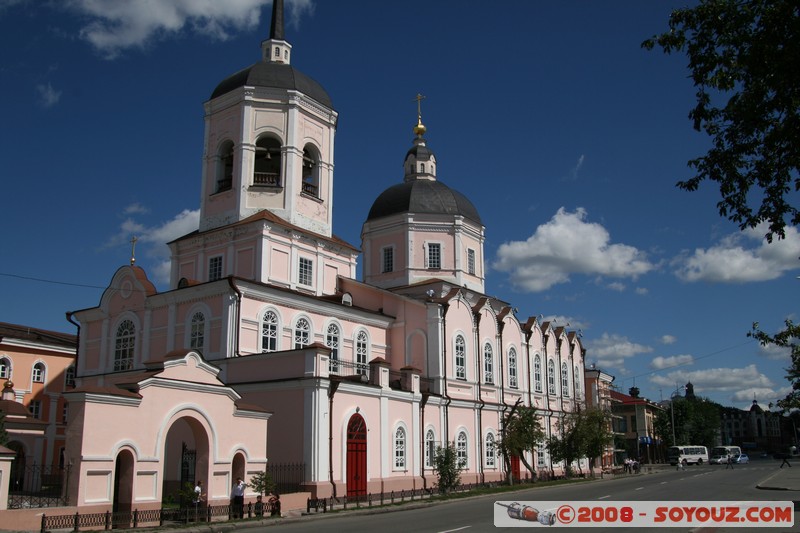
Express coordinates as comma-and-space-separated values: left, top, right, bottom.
654, 396, 721, 448
643, 0, 800, 242
432, 443, 462, 493
248, 470, 275, 496
0, 412, 8, 446
498, 400, 546, 482
750, 319, 800, 410
547, 408, 613, 477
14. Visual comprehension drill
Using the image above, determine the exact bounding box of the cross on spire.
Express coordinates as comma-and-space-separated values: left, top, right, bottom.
130, 236, 138, 266
413, 93, 427, 137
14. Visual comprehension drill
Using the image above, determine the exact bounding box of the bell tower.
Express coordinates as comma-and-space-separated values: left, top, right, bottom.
198, 0, 337, 237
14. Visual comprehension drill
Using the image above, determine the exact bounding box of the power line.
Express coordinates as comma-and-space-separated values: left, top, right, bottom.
0, 272, 106, 290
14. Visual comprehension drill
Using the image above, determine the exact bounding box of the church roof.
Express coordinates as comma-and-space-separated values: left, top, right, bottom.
366, 179, 483, 224
210, 62, 333, 107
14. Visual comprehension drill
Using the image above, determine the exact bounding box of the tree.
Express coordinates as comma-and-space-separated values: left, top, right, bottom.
248, 470, 275, 497
498, 400, 546, 483
547, 411, 585, 477
654, 396, 721, 449
432, 443, 462, 493
750, 319, 800, 410
581, 408, 614, 476
643, 0, 800, 242
548, 408, 616, 477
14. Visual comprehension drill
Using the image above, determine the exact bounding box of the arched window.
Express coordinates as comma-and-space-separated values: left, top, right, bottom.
114, 319, 135, 372
254, 136, 282, 187
508, 348, 518, 388
485, 432, 496, 468
574, 365, 581, 397
355, 330, 368, 375
190, 312, 205, 351
425, 429, 435, 468
215, 140, 234, 193
301, 145, 320, 198
294, 318, 311, 349
262, 310, 279, 352
326, 323, 340, 373
561, 363, 570, 397
456, 431, 468, 468
0, 357, 10, 379
32, 362, 46, 383
483, 343, 493, 384
394, 426, 406, 469
547, 359, 556, 395
65, 366, 76, 388
534, 355, 542, 392
455, 335, 466, 380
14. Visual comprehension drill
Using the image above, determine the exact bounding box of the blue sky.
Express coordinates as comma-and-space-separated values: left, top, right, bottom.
1, 0, 797, 410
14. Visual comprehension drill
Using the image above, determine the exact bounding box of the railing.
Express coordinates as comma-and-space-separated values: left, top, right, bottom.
253, 172, 281, 187
8, 464, 69, 509
266, 462, 305, 494
301, 181, 318, 197
41, 500, 278, 533
329, 358, 368, 379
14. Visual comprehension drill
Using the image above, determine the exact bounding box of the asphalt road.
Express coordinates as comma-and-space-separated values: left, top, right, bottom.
248, 462, 799, 532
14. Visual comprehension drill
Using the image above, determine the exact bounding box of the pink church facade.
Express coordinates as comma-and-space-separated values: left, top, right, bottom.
54, 0, 590, 513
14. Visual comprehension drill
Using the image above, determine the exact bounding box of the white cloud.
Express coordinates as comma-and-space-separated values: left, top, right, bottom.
660, 335, 677, 345
757, 342, 791, 361
634, 287, 648, 295
36, 82, 61, 107
64, 0, 315, 58
649, 364, 774, 394
585, 333, 653, 370
673, 224, 800, 283
493, 207, 655, 292
607, 281, 625, 292
650, 354, 693, 370
123, 203, 149, 215
563, 154, 584, 181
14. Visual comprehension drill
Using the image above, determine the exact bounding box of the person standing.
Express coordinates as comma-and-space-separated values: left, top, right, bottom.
231, 477, 246, 518
780, 453, 792, 468
725, 454, 733, 469
193, 480, 206, 522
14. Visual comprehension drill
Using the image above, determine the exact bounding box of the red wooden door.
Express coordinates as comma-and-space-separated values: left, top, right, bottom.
346, 414, 367, 497
510, 454, 521, 480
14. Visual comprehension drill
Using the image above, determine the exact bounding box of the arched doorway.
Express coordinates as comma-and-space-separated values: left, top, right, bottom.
162, 415, 210, 507
113, 449, 135, 526
346, 413, 367, 497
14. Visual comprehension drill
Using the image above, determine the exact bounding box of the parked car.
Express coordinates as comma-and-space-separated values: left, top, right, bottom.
710, 454, 727, 465
733, 453, 749, 464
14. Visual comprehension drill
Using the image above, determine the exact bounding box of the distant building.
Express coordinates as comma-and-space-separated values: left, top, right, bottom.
0, 322, 77, 492
583, 365, 618, 468
610, 388, 664, 464
720, 400, 783, 453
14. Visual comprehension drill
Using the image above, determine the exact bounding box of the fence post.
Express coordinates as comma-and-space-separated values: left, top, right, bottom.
104, 510, 111, 530
73, 511, 79, 532
247, 502, 252, 518
206, 505, 212, 522
40, 514, 46, 533
133, 509, 139, 528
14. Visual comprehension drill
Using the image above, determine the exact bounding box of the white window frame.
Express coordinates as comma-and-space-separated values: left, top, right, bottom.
294, 317, 311, 349
298, 257, 314, 287
0, 356, 11, 379
114, 319, 136, 372
189, 311, 205, 351
32, 362, 46, 383
454, 335, 466, 380
574, 365, 581, 397
467, 248, 476, 275
485, 432, 496, 468
547, 359, 556, 395
394, 425, 407, 470
508, 348, 518, 388
30, 400, 41, 419
561, 362, 570, 397
534, 355, 542, 392
425, 428, 436, 468
456, 431, 468, 469
355, 329, 369, 375
208, 255, 223, 281
326, 322, 340, 373
483, 342, 493, 384
261, 309, 280, 352
65, 365, 76, 388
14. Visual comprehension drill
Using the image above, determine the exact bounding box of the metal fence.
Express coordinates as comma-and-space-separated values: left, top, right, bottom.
40, 500, 278, 533
267, 462, 305, 494
8, 464, 69, 509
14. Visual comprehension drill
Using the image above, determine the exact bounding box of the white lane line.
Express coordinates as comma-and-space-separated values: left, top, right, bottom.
598, 495, 611, 499
439, 527, 471, 533
635, 487, 644, 491
660, 481, 668, 485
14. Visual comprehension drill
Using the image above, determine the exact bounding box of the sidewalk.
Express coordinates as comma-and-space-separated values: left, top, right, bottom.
757, 463, 800, 491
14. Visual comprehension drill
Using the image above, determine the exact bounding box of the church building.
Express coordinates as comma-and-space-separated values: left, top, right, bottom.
62, 0, 588, 512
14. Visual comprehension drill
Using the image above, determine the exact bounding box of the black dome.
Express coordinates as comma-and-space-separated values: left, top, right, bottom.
367, 179, 482, 225
211, 62, 333, 108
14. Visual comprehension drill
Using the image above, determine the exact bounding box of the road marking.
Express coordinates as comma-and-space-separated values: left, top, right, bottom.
660, 481, 668, 485
635, 487, 644, 491
439, 527, 471, 533
598, 495, 610, 499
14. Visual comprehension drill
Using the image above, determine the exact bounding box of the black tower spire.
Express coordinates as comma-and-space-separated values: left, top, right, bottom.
270, 0, 285, 41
